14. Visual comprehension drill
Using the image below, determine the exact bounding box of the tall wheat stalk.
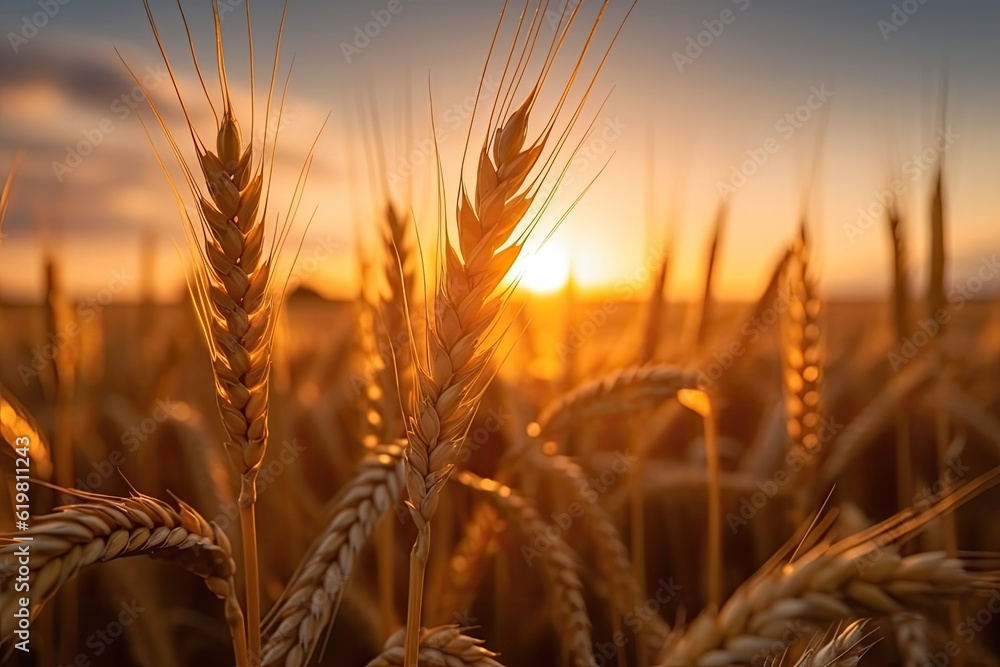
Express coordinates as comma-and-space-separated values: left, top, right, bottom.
133, 1, 315, 661
886, 200, 914, 512
399, 1, 628, 662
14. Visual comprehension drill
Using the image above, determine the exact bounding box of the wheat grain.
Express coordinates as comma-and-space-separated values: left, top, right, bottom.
261, 443, 405, 666
367, 625, 504, 667
791, 620, 877, 667
0, 489, 248, 666
532, 364, 697, 436
656, 474, 1000, 666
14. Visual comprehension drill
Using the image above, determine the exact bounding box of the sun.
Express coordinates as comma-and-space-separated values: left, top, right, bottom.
518, 243, 571, 295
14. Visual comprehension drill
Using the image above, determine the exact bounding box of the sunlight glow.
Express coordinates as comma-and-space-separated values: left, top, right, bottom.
518, 243, 571, 295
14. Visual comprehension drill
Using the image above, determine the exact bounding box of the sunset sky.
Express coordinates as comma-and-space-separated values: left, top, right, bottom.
1, 0, 998, 302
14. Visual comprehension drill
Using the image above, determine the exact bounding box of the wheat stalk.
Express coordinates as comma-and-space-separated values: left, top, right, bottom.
0, 489, 248, 667
261, 443, 405, 666
656, 472, 1000, 666
367, 625, 504, 667
532, 364, 697, 436
885, 200, 915, 513
458, 470, 596, 667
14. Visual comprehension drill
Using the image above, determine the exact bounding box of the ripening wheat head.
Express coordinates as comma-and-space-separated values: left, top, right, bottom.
134, 0, 313, 503
404, 0, 631, 531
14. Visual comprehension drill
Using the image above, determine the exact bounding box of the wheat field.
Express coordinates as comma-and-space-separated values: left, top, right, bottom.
1, 1, 1000, 666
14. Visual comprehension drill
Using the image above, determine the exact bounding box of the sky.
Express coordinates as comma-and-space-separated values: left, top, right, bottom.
1, 0, 999, 302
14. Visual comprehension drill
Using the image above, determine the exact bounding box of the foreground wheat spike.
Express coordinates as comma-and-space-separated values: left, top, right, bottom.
367, 625, 504, 667
137, 1, 312, 660
791, 620, 877, 667
656, 473, 1000, 666
459, 471, 596, 667
400, 0, 629, 661
0, 489, 247, 666
261, 443, 405, 666
532, 364, 697, 436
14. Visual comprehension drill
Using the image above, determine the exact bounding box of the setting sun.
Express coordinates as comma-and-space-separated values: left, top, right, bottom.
517, 243, 572, 295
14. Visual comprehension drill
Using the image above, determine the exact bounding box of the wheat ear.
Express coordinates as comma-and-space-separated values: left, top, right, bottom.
458, 471, 596, 667
656, 472, 1000, 666
368, 625, 503, 667
0, 489, 247, 667
261, 443, 405, 666
532, 364, 697, 436
780, 223, 824, 516
401, 0, 627, 660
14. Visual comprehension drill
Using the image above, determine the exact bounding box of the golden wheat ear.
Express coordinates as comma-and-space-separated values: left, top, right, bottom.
132, 1, 318, 663
0, 487, 247, 665
399, 2, 634, 663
